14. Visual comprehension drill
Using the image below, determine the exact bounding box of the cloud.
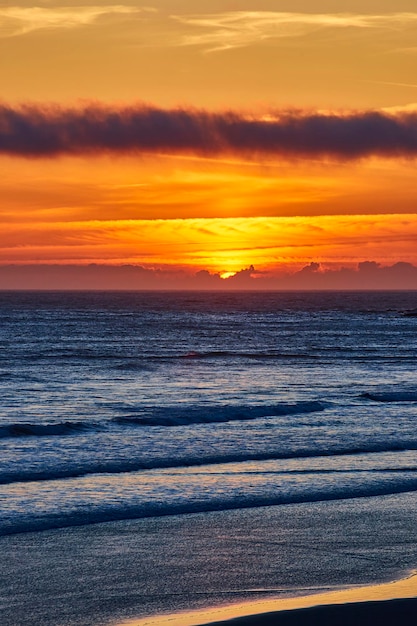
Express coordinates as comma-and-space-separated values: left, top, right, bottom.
1, 261, 417, 291
220, 260, 417, 290
173, 12, 417, 52
2, 102, 417, 162
298, 261, 321, 274
0, 5, 143, 37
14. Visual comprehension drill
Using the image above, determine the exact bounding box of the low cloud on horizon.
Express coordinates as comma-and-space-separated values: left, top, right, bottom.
1, 260, 417, 291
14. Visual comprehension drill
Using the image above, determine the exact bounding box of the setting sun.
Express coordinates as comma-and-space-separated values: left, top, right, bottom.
220, 272, 237, 280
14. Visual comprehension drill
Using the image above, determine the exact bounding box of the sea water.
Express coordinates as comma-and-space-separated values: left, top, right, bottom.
1, 290, 417, 624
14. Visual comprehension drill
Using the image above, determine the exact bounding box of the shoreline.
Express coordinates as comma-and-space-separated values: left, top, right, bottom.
116, 571, 417, 626
4, 493, 417, 626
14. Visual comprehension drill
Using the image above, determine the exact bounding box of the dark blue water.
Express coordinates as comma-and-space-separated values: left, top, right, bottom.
1, 290, 417, 536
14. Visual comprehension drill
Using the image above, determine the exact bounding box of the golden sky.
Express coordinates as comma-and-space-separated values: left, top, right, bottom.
2, 1, 417, 286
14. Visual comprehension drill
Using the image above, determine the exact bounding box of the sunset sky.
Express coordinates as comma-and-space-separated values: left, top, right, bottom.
2, 0, 417, 288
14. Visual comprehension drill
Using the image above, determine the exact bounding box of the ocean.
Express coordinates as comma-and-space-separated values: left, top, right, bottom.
2, 290, 417, 625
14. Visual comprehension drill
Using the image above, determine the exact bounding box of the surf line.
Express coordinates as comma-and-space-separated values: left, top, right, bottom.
116, 570, 417, 626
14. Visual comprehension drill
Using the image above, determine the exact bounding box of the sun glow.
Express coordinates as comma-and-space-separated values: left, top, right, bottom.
220, 271, 237, 279
2, 214, 417, 271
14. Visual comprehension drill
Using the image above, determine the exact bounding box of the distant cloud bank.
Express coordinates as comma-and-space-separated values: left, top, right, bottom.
2, 103, 417, 161
1, 261, 417, 291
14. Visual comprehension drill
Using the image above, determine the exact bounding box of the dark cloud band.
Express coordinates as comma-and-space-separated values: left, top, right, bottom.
1, 103, 417, 160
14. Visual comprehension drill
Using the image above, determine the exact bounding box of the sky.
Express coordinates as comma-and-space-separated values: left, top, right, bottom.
2, 0, 417, 289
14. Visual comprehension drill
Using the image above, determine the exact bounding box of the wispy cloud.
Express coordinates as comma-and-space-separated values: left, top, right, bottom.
173, 12, 417, 52
2, 102, 417, 162
0, 5, 145, 37
366, 80, 417, 90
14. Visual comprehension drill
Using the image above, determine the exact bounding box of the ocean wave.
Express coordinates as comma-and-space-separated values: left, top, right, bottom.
3, 477, 417, 537
0, 421, 97, 438
3, 443, 417, 485
0, 401, 327, 439
177, 351, 317, 360
135, 351, 320, 362
113, 401, 327, 427
362, 391, 417, 402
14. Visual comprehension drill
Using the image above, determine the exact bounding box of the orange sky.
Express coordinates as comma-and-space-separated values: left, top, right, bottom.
2, 1, 417, 287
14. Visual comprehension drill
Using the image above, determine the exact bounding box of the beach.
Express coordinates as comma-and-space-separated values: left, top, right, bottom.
2, 492, 417, 626
119, 573, 417, 626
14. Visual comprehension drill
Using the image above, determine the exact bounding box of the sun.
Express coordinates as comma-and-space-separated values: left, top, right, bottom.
220, 271, 237, 280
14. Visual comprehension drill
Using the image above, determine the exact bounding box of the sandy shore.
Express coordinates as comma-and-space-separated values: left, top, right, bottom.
4, 494, 417, 625
117, 571, 417, 626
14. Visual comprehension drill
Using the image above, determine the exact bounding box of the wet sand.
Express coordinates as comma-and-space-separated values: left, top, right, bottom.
118, 572, 417, 626
3, 493, 417, 626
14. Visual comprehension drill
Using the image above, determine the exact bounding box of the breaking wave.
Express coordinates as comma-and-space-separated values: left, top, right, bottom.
362, 391, 417, 402
114, 401, 328, 427
4, 477, 417, 537
0, 401, 328, 439
0, 421, 98, 438
4, 443, 417, 485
